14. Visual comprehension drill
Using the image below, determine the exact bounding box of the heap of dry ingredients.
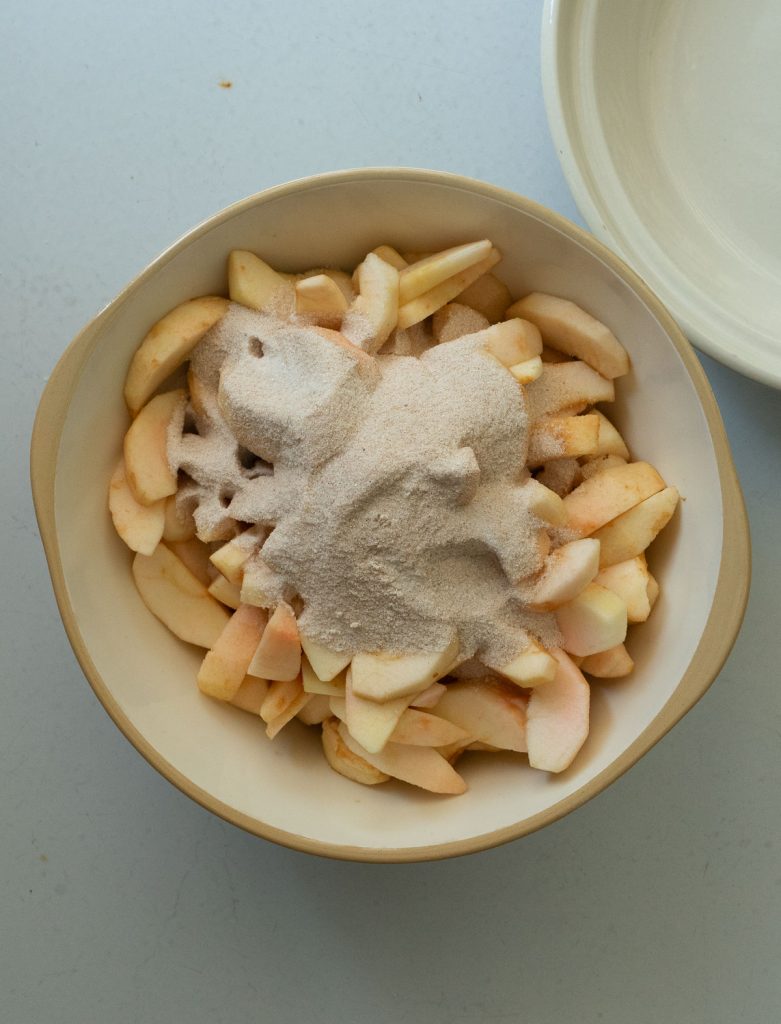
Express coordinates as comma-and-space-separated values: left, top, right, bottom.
169, 304, 562, 667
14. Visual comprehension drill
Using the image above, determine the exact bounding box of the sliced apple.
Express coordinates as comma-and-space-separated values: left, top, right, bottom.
209, 526, 265, 585
266, 688, 311, 739
302, 657, 346, 697
162, 493, 195, 542
524, 478, 568, 526
525, 361, 614, 419
457, 271, 512, 323
390, 708, 470, 747
350, 634, 459, 702
108, 458, 165, 555
398, 240, 492, 305
132, 543, 230, 648
340, 252, 399, 353
595, 556, 652, 622
432, 679, 528, 752
396, 248, 501, 329
579, 454, 627, 480
336, 671, 413, 754
371, 245, 408, 271
528, 414, 600, 466
477, 318, 543, 366
296, 694, 332, 726
646, 571, 660, 609
207, 574, 242, 609
506, 293, 630, 379
124, 296, 229, 415
563, 461, 665, 537
528, 538, 601, 612
526, 649, 590, 772
556, 583, 628, 657
230, 675, 269, 715
321, 717, 389, 786
247, 602, 301, 681
228, 250, 292, 312
509, 356, 543, 384
168, 536, 214, 587
295, 274, 348, 325
432, 302, 490, 343
123, 389, 185, 505
339, 723, 467, 795
197, 603, 268, 701
580, 643, 634, 678
589, 410, 630, 459
410, 682, 446, 709
496, 640, 558, 689
592, 487, 679, 568
299, 634, 352, 682
260, 674, 304, 724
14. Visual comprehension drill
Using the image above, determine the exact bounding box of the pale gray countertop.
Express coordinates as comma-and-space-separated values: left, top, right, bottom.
2, 1, 780, 1021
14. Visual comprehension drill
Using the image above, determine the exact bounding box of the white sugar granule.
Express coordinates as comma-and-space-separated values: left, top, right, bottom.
170, 312, 562, 665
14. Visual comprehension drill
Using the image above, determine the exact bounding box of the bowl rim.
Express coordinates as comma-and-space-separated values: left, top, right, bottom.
540, 0, 781, 389
30, 166, 751, 862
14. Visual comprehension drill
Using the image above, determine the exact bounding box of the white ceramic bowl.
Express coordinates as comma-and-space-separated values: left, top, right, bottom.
542, 0, 781, 388
31, 169, 749, 861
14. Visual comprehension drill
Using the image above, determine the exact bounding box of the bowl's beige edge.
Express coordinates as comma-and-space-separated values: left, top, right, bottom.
29, 167, 751, 863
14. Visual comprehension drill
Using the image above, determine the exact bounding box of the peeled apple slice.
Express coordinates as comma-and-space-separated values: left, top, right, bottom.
526, 649, 590, 773
350, 635, 459, 702
556, 583, 628, 657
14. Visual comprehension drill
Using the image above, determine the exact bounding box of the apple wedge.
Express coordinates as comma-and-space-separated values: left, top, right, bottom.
168, 536, 214, 587
506, 293, 630, 379
247, 602, 301, 681
124, 296, 228, 414
230, 675, 269, 715
525, 361, 614, 419
496, 640, 558, 689
132, 543, 230, 649
266, 688, 311, 739
556, 583, 628, 657
197, 603, 268, 701
528, 538, 601, 611
295, 274, 348, 325
108, 458, 165, 555
526, 649, 590, 773
339, 723, 467, 795
341, 252, 399, 353
477, 318, 543, 366
260, 674, 304, 724
563, 461, 666, 536
209, 525, 265, 585
371, 245, 408, 271
398, 240, 493, 305
646, 572, 660, 609
528, 414, 600, 466
389, 708, 470, 747
589, 410, 630, 460
580, 643, 634, 678
524, 478, 568, 526
302, 657, 346, 697
333, 672, 414, 753
162, 493, 195, 542
207, 574, 242, 609
457, 271, 512, 323
296, 694, 332, 726
432, 679, 528, 752
228, 249, 293, 313
123, 389, 185, 505
579, 454, 627, 481
350, 634, 459, 702
595, 556, 653, 622
397, 248, 501, 330
410, 682, 446, 708
592, 487, 680, 568
299, 633, 352, 682
432, 302, 490, 343
321, 718, 389, 786
509, 356, 543, 384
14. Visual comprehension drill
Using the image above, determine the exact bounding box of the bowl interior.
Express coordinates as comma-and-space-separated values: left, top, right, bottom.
50, 175, 724, 856
543, 0, 781, 388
